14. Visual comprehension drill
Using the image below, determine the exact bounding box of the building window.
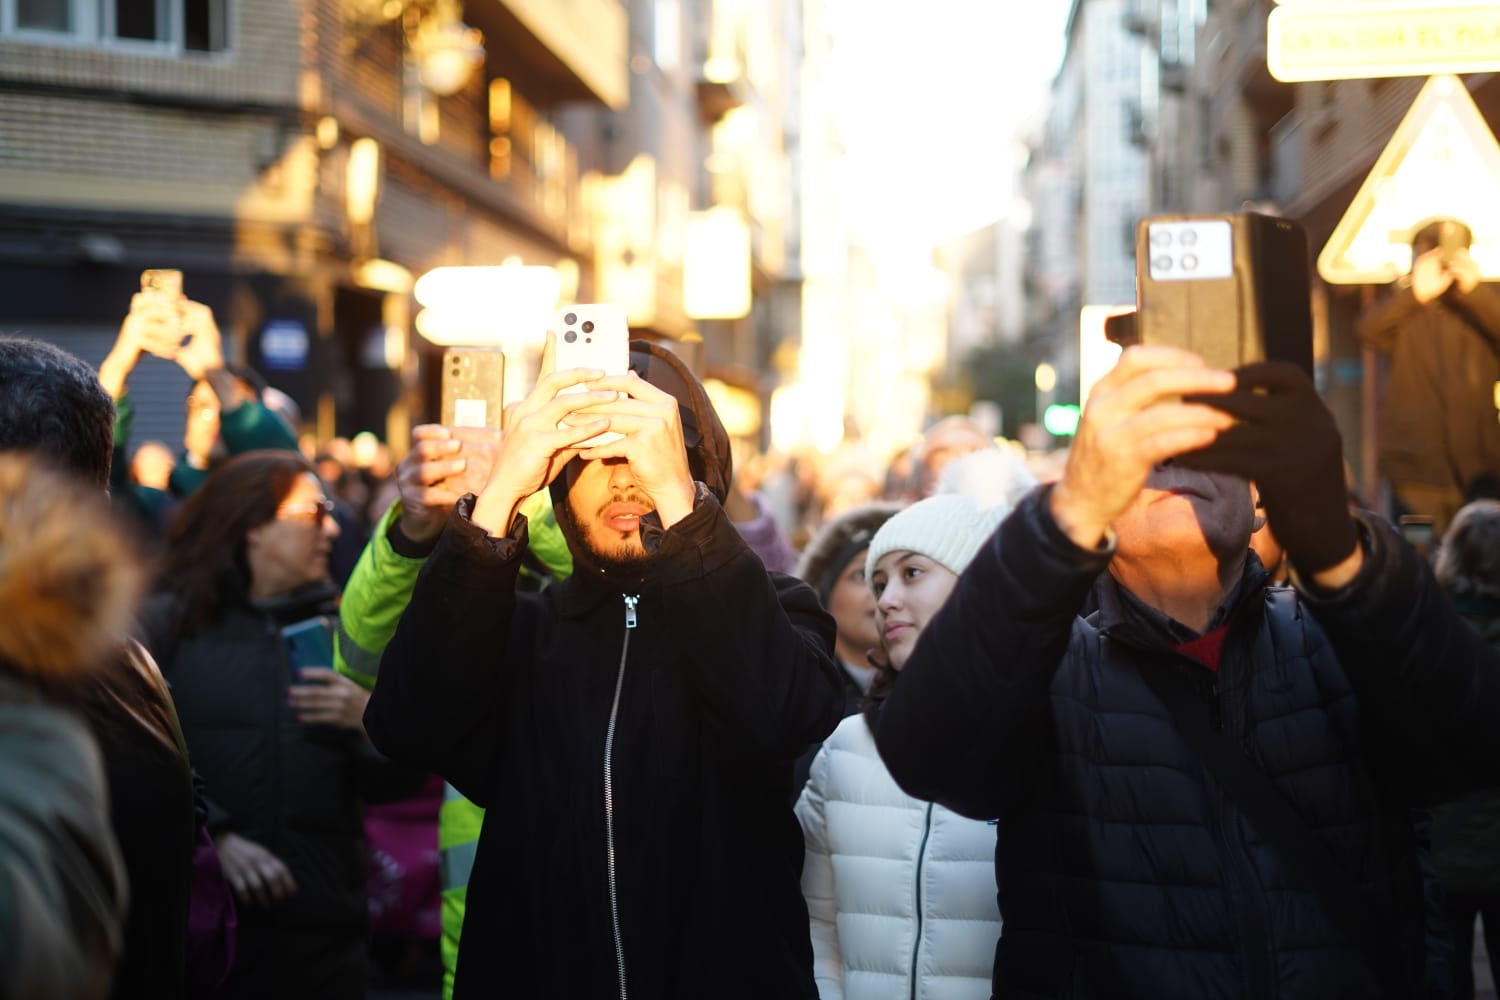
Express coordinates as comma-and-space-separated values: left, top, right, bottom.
5, 0, 229, 51
17, 0, 74, 32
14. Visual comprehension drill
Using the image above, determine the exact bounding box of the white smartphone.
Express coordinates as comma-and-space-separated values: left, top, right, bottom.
554, 304, 629, 447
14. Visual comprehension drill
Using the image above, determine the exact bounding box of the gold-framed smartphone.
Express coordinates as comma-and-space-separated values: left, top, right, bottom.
440, 348, 506, 430
140, 268, 183, 300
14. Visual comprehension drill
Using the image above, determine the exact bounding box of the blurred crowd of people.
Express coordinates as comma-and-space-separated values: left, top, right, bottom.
5, 281, 1500, 1000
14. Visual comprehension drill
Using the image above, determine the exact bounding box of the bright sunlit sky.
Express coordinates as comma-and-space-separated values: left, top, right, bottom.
823, 0, 1071, 270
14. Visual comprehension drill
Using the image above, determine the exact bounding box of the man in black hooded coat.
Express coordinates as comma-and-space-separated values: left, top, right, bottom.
365, 336, 844, 999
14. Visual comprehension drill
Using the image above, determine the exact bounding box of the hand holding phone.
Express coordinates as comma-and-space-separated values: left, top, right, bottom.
396, 424, 504, 543
137, 270, 186, 359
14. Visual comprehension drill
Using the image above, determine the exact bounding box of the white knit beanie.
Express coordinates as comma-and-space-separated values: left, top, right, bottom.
865, 493, 1010, 582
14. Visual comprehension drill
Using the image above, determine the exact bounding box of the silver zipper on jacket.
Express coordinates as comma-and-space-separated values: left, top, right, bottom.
604, 594, 639, 1000
910, 802, 934, 1000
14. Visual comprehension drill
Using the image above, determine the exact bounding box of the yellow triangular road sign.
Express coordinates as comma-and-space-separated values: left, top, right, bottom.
1319, 75, 1500, 284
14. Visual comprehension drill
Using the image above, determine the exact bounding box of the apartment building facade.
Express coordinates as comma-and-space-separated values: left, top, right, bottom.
0, 0, 799, 452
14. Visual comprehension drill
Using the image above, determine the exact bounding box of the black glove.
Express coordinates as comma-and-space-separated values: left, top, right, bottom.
1180, 361, 1358, 575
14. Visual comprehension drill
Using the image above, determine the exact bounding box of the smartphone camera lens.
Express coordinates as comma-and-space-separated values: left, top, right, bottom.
582, 320, 595, 333
564, 330, 578, 343
564, 312, 577, 325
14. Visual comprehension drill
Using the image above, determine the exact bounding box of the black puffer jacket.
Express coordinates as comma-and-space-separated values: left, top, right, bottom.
1430, 596, 1500, 896
366, 343, 845, 999
876, 486, 1500, 999
141, 580, 372, 936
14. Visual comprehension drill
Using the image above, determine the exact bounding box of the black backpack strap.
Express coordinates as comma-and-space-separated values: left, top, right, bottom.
1136, 661, 1397, 990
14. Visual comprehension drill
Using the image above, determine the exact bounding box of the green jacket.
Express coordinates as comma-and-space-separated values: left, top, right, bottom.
335, 491, 570, 1000
167, 397, 299, 497
109, 394, 168, 531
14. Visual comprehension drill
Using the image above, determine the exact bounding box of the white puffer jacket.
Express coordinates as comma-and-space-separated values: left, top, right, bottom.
795, 713, 1002, 1000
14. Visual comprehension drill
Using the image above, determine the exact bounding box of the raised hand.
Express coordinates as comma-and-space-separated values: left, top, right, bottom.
1049, 345, 1236, 549
174, 300, 225, 381
571, 370, 697, 528
1412, 248, 1454, 304
395, 424, 504, 543
470, 331, 620, 536
1447, 246, 1482, 295
1179, 360, 1359, 579
98, 294, 185, 400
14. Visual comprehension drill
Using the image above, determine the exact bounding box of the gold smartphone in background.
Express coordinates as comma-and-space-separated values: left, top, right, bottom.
140, 268, 183, 300
441, 348, 506, 430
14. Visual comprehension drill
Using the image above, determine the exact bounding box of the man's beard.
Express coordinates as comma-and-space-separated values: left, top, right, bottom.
558, 489, 657, 574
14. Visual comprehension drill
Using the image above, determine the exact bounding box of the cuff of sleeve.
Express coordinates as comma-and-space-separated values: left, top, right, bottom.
385, 501, 441, 559
1291, 515, 1383, 606
1030, 483, 1119, 564
641, 483, 747, 584
425, 494, 529, 590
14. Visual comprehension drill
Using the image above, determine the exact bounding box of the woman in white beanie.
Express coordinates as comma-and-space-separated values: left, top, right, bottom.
795, 492, 1009, 1000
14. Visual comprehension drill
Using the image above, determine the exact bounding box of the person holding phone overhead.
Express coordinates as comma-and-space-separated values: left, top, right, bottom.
1356, 218, 1500, 537
365, 331, 845, 999
141, 449, 414, 1000
874, 345, 1500, 999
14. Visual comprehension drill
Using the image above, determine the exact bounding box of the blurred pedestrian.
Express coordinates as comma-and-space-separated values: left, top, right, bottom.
916, 415, 992, 496
1356, 218, 1500, 536
141, 450, 409, 1000
797, 493, 1007, 999
1432, 498, 1500, 999
877, 346, 1500, 998
99, 295, 368, 579
790, 501, 903, 796
0, 454, 135, 1000
0, 336, 197, 1000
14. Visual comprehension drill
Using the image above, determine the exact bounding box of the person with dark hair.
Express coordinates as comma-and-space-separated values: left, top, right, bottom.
141, 449, 396, 999
1431, 498, 1500, 999
0, 335, 197, 1000
0, 336, 116, 487
365, 334, 844, 999
1356, 217, 1500, 536
795, 493, 1007, 999
0, 454, 135, 1000
876, 345, 1500, 998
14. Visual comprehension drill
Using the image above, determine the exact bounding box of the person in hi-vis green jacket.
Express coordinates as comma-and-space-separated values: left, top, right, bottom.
334, 424, 571, 1000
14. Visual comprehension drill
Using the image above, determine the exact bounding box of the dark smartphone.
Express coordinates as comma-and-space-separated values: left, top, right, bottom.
1135, 212, 1314, 377
1399, 515, 1436, 563
281, 616, 334, 684
441, 348, 506, 430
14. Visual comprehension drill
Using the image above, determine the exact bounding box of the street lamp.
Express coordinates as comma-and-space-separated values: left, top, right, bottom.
408, 0, 484, 97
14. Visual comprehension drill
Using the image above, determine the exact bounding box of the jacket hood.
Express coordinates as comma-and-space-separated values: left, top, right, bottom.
0, 453, 143, 682
550, 341, 732, 583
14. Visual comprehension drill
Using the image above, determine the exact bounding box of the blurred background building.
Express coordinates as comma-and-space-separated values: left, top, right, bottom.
0, 0, 833, 457
1016, 0, 1500, 505
7, 0, 1496, 506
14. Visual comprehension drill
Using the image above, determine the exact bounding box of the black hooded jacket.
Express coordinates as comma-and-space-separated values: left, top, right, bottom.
365, 342, 845, 999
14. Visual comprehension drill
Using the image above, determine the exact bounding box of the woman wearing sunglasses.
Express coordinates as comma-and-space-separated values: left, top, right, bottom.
142, 449, 394, 999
